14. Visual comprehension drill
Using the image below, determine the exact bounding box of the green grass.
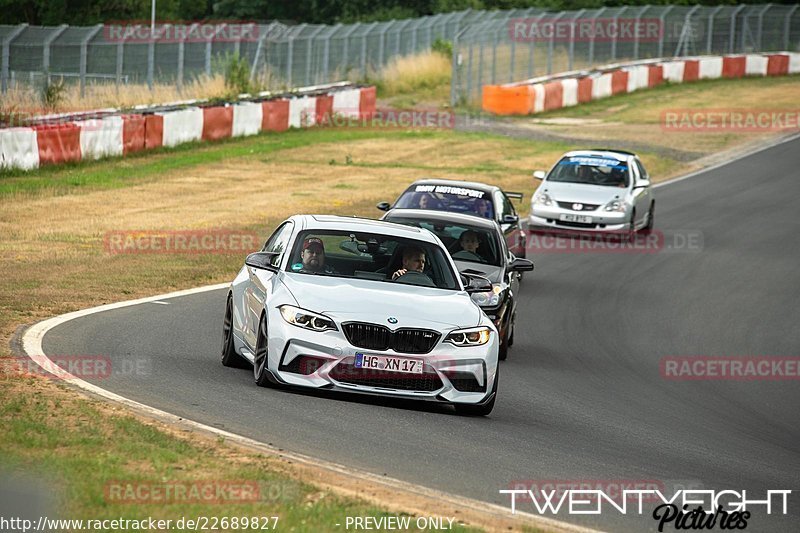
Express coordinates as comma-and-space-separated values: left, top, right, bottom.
0, 381, 480, 531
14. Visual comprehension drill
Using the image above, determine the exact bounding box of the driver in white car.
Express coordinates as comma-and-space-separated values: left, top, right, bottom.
300, 238, 337, 274
391, 246, 426, 280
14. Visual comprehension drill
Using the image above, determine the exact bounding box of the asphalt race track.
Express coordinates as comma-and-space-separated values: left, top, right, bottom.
40, 137, 800, 532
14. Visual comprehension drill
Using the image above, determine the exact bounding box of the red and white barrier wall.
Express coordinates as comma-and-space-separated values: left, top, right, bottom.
0, 85, 376, 171
482, 52, 800, 116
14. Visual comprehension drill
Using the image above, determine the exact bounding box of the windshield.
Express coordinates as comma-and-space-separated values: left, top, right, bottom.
385, 216, 502, 267
286, 230, 459, 290
394, 184, 494, 219
548, 156, 630, 188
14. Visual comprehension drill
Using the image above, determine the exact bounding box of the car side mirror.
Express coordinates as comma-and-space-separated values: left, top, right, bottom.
245, 251, 279, 270
533, 170, 546, 180
376, 201, 391, 211
462, 273, 493, 293
501, 214, 519, 224
510, 258, 534, 272
634, 179, 650, 189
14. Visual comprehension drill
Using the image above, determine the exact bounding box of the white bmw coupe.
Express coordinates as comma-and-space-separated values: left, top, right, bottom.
221, 215, 500, 415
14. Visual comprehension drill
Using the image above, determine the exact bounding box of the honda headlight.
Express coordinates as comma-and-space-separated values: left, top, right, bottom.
603, 199, 626, 212
279, 305, 337, 332
533, 192, 553, 207
470, 283, 503, 307
445, 326, 492, 347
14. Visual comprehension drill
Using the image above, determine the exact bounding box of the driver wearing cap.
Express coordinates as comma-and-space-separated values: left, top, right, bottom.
300, 237, 336, 274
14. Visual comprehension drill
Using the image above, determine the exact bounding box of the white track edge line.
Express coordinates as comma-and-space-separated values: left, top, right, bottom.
21, 283, 599, 533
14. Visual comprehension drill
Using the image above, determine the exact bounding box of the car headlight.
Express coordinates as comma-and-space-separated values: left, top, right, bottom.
533, 192, 553, 207
470, 283, 503, 307
279, 305, 337, 332
445, 326, 492, 347
603, 199, 626, 212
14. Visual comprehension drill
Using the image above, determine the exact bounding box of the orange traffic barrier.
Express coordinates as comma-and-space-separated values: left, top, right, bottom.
722, 56, 746, 78
315, 94, 333, 123
144, 115, 163, 149
683, 60, 699, 82
543, 81, 564, 111
611, 70, 629, 95
482, 85, 533, 115
766, 54, 790, 75
262, 100, 290, 132
121, 114, 146, 155
34, 123, 81, 166
202, 106, 233, 141
577, 77, 593, 103
359, 86, 376, 118
648, 65, 664, 87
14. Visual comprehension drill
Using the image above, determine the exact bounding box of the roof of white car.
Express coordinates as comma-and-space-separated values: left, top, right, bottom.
563, 149, 634, 161
296, 214, 437, 242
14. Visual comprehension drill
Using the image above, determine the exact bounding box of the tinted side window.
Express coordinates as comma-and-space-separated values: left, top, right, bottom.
635, 159, 649, 180
262, 222, 294, 267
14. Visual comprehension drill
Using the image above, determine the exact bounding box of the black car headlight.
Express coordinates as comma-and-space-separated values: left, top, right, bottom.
445, 326, 492, 347
278, 305, 337, 332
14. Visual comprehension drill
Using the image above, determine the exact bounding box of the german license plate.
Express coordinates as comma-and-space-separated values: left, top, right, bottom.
354, 353, 423, 374
560, 214, 593, 223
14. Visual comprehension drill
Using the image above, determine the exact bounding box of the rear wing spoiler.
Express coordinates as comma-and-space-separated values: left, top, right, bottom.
505, 192, 524, 201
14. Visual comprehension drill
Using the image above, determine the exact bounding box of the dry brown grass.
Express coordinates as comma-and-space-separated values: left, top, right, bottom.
2, 74, 230, 115
379, 51, 452, 97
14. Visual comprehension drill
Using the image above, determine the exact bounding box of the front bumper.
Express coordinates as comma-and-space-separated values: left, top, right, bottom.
529, 205, 629, 232
264, 316, 499, 405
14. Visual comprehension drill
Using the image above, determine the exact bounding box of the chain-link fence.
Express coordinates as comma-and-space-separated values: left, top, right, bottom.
452, 4, 800, 106
2, 5, 799, 99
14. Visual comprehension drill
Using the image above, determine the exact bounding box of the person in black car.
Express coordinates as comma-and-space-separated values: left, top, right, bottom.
452, 230, 484, 262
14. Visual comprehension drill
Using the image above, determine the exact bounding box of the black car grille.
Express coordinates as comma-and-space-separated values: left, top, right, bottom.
557, 201, 600, 211
445, 371, 486, 393
342, 322, 440, 354
330, 358, 443, 391
552, 219, 598, 229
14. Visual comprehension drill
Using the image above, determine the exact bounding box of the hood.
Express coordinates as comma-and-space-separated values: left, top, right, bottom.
454, 262, 503, 284
279, 273, 481, 330
540, 181, 627, 206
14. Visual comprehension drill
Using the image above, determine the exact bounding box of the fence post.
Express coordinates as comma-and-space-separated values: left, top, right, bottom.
178, 23, 197, 93
321, 24, 340, 84
589, 7, 606, 66
81, 25, 103, 97
548, 11, 565, 74
632, 6, 650, 60
611, 6, 628, 62
707, 5, 724, 54
1, 24, 26, 94
674, 5, 700, 57
569, 9, 586, 70
450, 26, 465, 106
785, 5, 799, 51
657, 6, 674, 58
394, 19, 412, 58
361, 22, 377, 78
756, 4, 773, 52
116, 37, 125, 89
305, 26, 325, 86
42, 25, 67, 85
729, 5, 745, 54
378, 22, 394, 67
342, 23, 359, 74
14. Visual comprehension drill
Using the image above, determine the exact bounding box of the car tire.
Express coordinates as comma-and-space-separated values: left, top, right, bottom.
253, 313, 274, 387
221, 295, 249, 369
455, 366, 499, 416
507, 315, 515, 348
627, 209, 637, 241
643, 202, 655, 233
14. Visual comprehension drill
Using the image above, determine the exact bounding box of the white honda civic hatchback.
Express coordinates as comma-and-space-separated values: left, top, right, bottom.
221, 215, 500, 415
529, 149, 655, 234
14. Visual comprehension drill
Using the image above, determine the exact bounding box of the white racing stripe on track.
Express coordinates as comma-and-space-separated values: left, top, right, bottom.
21, 283, 596, 533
